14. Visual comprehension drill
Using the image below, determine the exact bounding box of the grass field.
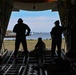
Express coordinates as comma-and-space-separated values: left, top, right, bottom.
2, 39, 66, 52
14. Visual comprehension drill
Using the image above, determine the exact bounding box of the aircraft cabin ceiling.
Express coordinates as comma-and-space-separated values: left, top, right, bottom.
12, 0, 58, 11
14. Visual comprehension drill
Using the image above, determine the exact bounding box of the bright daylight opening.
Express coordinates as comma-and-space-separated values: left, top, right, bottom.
3, 10, 65, 51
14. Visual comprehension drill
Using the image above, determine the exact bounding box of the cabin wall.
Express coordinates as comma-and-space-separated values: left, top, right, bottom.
0, 0, 76, 53
0, 0, 13, 51
58, 0, 76, 52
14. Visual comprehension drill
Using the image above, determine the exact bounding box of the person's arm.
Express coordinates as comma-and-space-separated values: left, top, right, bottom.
43, 42, 46, 51
25, 25, 31, 36
35, 43, 38, 49
50, 28, 54, 38
13, 25, 17, 33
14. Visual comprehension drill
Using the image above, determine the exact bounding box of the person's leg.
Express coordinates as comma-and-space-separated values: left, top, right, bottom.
21, 39, 28, 63
57, 40, 62, 58
14, 39, 20, 58
40, 49, 44, 63
51, 40, 56, 57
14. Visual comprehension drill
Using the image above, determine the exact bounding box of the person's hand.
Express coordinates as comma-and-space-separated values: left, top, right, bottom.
25, 34, 30, 36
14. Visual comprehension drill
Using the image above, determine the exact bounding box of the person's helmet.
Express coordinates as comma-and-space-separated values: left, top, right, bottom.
18, 18, 23, 23
38, 37, 42, 41
54, 20, 59, 25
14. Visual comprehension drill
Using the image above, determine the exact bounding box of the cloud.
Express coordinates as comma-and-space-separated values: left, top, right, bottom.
7, 11, 60, 32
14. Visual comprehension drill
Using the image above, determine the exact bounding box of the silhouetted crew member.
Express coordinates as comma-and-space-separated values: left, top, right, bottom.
50, 20, 67, 58
33, 37, 46, 63
35, 37, 46, 56
30, 37, 46, 57
13, 18, 31, 61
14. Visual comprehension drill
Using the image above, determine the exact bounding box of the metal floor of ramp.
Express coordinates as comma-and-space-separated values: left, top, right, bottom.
0, 50, 76, 75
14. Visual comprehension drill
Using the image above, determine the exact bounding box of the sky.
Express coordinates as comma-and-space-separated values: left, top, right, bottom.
8, 10, 60, 32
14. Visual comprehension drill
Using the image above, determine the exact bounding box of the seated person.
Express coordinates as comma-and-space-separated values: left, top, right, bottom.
30, 37, 46, 57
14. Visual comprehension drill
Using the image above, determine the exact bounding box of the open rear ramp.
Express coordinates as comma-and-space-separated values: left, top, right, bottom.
0, 50, 76, 75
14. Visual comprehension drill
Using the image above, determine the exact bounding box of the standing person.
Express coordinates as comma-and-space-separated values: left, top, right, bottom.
13, 18, 31, 63
50, 20, 67, 58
